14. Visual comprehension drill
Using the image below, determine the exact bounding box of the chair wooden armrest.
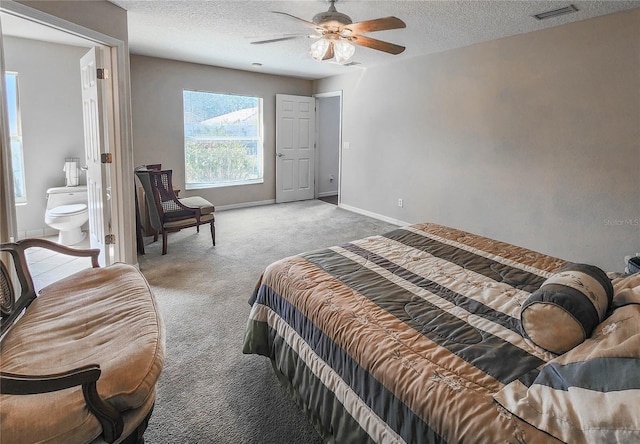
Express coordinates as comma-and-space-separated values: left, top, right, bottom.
149, 170, 203, 220
1, 365, 124, 443
1, 364, 102, 393
1, 238, 100, 269
1, 239, 100, 337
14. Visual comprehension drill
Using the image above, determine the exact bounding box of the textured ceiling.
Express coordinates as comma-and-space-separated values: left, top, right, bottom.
108, 0, 640, 79
5, 1, 640, 80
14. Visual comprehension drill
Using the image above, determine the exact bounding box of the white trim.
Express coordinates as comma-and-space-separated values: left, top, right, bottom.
338, 203, 410, 227
318, 191, 338, 198
0, 20, 18, 243
0, 1, 121, 46
314, 91, 342, 99
215, 199, 276, 211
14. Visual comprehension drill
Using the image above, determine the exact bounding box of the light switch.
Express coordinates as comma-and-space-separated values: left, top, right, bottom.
343, 141, 351, 150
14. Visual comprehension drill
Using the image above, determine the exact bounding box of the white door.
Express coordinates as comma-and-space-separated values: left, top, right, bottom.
275, 94, 315, 203
80, 47, 111, 266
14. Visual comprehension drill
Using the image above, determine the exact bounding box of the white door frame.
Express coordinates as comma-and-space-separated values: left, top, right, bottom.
313, 90, 343, 204
0, 1, 136, 264
0, 18, 17, 243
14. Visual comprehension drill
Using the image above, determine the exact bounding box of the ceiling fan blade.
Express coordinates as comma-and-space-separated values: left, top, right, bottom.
251, 35, 308, 45
343, 16, 406, 34
272, 11, 321, 29
350, 35, 405, 55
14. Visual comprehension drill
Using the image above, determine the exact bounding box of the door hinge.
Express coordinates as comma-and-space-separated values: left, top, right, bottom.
101, 153, 113, 164
97, 68, 109, 80
105, 234, 116, 245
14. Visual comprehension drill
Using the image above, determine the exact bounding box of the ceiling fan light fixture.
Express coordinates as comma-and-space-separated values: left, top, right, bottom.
259, 1, 406, 63
333, 39, 355, 64
310, 38, 331, 61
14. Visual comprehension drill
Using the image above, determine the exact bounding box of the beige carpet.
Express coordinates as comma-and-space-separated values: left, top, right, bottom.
138, 200, 398, 443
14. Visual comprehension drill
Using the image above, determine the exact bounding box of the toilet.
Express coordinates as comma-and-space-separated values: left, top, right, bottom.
44, 186, 89, 246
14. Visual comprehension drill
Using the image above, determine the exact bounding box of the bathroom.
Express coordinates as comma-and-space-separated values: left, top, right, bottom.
4, 23, 94, 285
4, 28, 92, 243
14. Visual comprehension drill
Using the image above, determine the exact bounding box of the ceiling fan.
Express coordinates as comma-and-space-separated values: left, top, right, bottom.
251, 0, 406, 65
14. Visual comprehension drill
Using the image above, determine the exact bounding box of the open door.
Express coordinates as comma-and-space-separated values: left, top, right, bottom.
80, 47, 111, 266
275, 94, 315, 203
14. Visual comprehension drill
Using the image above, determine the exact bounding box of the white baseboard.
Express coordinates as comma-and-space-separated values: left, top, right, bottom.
18, 228, 50, 239
318, 191, 338, 198
215, 199, 276, 211
18, 227, 71, 240
44, 228, 58, 236
338, 203, 410, 227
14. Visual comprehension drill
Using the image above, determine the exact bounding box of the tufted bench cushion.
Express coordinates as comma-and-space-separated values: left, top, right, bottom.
0, 263, 165, 444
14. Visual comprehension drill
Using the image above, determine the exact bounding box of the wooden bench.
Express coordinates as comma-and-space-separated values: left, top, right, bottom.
0, 239, 165, 444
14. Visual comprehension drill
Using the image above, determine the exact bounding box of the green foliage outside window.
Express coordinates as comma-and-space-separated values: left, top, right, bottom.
185, 139, 259, 185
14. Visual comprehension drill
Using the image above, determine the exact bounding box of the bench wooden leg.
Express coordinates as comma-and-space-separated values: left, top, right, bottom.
120, 403, 154, 444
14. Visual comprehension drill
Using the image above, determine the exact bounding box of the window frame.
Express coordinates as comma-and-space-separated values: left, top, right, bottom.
5, 71, 27, 204
183, 89, 264, 190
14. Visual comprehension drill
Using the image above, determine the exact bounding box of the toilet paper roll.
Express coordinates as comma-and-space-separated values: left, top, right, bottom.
63, 161, 79, 187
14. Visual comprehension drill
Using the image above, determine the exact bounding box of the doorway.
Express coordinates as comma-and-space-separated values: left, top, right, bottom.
1, 17, 101, 284
274, 91, 342, 205
0, 3, 135, 269
2, 18, 93, 239
315, 92, 342, 205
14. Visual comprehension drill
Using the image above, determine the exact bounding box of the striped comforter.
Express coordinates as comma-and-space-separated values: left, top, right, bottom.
243, 223, 592, 443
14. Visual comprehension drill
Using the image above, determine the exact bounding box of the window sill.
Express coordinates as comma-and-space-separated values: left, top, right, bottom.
186, 179, 264, 190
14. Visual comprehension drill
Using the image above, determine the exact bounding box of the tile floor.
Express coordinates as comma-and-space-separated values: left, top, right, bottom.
25, 234, 94, 291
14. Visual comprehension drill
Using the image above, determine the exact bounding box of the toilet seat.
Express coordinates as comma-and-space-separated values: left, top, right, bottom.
47, 204, 87, 217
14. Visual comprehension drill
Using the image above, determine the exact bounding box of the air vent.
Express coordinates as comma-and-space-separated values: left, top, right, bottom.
533, 4, 578, 20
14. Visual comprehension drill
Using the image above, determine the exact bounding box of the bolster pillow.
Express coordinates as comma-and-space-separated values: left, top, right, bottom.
520, 263, 613, 354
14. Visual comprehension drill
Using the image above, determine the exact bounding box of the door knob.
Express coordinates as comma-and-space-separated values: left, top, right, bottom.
276, 153, 285, 158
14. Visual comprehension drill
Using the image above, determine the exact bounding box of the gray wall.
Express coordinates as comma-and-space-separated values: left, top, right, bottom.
316, 95, 340, 197
4, 36, 88, 238
315, 9, 640, 272
129, 55, 313, 207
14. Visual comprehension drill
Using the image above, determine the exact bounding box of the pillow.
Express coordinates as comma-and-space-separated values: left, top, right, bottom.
520, 263, 613, 354
494, 301, 640, 444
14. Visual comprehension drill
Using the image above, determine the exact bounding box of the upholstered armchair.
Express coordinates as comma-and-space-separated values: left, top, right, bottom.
135, 169, 215, 255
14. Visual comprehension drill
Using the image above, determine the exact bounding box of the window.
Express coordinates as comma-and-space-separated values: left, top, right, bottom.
5, 72, 27, 204
183, 90, 263, 189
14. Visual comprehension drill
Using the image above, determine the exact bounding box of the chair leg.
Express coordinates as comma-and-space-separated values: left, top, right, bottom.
162, 231, 168, 255
210, 221, 216, 246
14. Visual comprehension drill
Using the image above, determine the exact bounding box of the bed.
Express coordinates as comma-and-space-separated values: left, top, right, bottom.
243, 223, 640, 443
